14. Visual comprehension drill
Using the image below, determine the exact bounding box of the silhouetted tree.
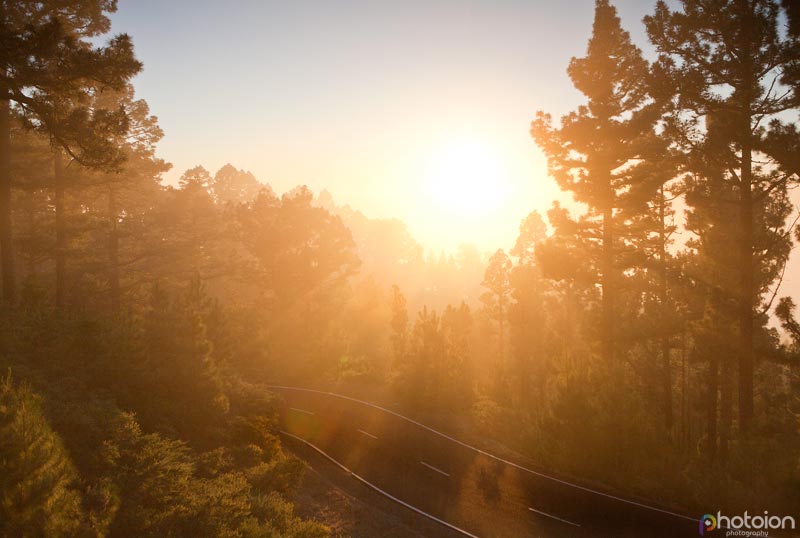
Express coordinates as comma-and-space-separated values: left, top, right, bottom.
211, 164, 267, 205
645, 0, 800, 432
237, 186, 360, 378
73, 86, 170, 314
143, 280, 229, 442
390, 284, 409, 367
178, 165, 212, 190
623, 153, 681, 435
0, 0, 141, 308
776, 297, 800, 347
481, 249, 512, 376
532, 0, 660, 363
509, 211, 548, 409
441, 302, 474, 408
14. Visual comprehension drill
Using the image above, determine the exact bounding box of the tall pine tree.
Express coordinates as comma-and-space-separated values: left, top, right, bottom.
645, 0, 800, 432
532, 0, 661, 363
0, 0, 141, 309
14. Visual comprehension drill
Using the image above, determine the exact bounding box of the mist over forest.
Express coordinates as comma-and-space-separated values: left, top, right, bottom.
1, 1, 800, 538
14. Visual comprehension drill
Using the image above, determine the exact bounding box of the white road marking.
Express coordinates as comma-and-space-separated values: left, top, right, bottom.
420, 461, 450, 477
268, 385, 697, 523
357, 428, 378, 440
529, 506, 581, 528
280, 430, 482, 538
289, 407, 314, 415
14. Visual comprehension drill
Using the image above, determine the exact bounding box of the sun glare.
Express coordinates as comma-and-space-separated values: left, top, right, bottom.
425, 136, 510, 218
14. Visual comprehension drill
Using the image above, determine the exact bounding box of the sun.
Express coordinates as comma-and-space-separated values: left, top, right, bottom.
424, 136, 510, 218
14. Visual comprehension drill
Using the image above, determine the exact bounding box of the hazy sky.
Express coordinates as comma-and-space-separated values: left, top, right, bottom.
102, 0, 800, 309
109, 0, 659, 253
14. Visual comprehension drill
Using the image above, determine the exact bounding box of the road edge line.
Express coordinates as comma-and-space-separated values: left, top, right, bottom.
279, 430, 482, 538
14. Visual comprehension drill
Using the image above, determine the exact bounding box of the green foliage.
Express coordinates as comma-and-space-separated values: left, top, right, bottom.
480, 249, 511, 325
776, 297, 800, 348
0, 374, 89, 538
0, 288, 328, 538
212, 164, 269, 205
101, 412, 197, 537
393, 303, 474, 411
390, 284, 409, 367
508, 212, 548, 410
646, 0, 800, 432
142, 280, 230, 442
249, 492, 329, 538
234, 185, 361, 380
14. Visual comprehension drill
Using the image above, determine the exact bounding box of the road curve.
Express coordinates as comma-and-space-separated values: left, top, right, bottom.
271, 386, 699, 538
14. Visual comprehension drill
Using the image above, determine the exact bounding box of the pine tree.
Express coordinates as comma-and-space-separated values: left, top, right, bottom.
645, 0, 800, 432
622, 149, 680, 435
0, 374, 88, 538
143, 280, 229, 442
390, 284, 409, 367
776, 297, 800, 347
532, 0, 660, 363
509, 211, 548, 410
441, 302, 473, 409
236, 186, 360, 377
153, 166, 225, 285
211, 164, 267, 206
71, 86, 171, 314
684, 123, 744, 460
0, 0, 142, 308
9, 123, 53, 283
410, 307, 445, 408
103, 91, 170, 314
481, 249, 512, 373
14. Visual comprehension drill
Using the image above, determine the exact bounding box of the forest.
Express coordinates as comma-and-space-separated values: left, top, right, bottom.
1, 0, 800, 537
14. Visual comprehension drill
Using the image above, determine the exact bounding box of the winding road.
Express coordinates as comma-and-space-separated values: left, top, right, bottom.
271, 386, 700, 538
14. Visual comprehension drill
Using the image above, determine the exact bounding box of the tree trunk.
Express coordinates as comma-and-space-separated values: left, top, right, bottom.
707, 347, 719, 463
720, 350, 732, 463
517, 303, 529, 410
662, 337, 672, 434
498, 298, 505, 366
602, 204, 614, 363
738, 0, 755, 435
706, 287, 723, 463
0, 93, 15, 309
519, 355, 530, 411
108, 186, 121, 315
54, 149, 66, 309
25, 191, 36, 276
564, 282, 574, 369
680, 327, 689, 452
738, 136, 754, 434
659, 188, 673, 434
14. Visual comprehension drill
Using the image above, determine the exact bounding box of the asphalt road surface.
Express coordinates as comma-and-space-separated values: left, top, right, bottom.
272, 386, 702, 538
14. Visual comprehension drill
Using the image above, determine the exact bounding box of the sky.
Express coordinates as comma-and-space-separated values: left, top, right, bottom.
108, 0, 657, 254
